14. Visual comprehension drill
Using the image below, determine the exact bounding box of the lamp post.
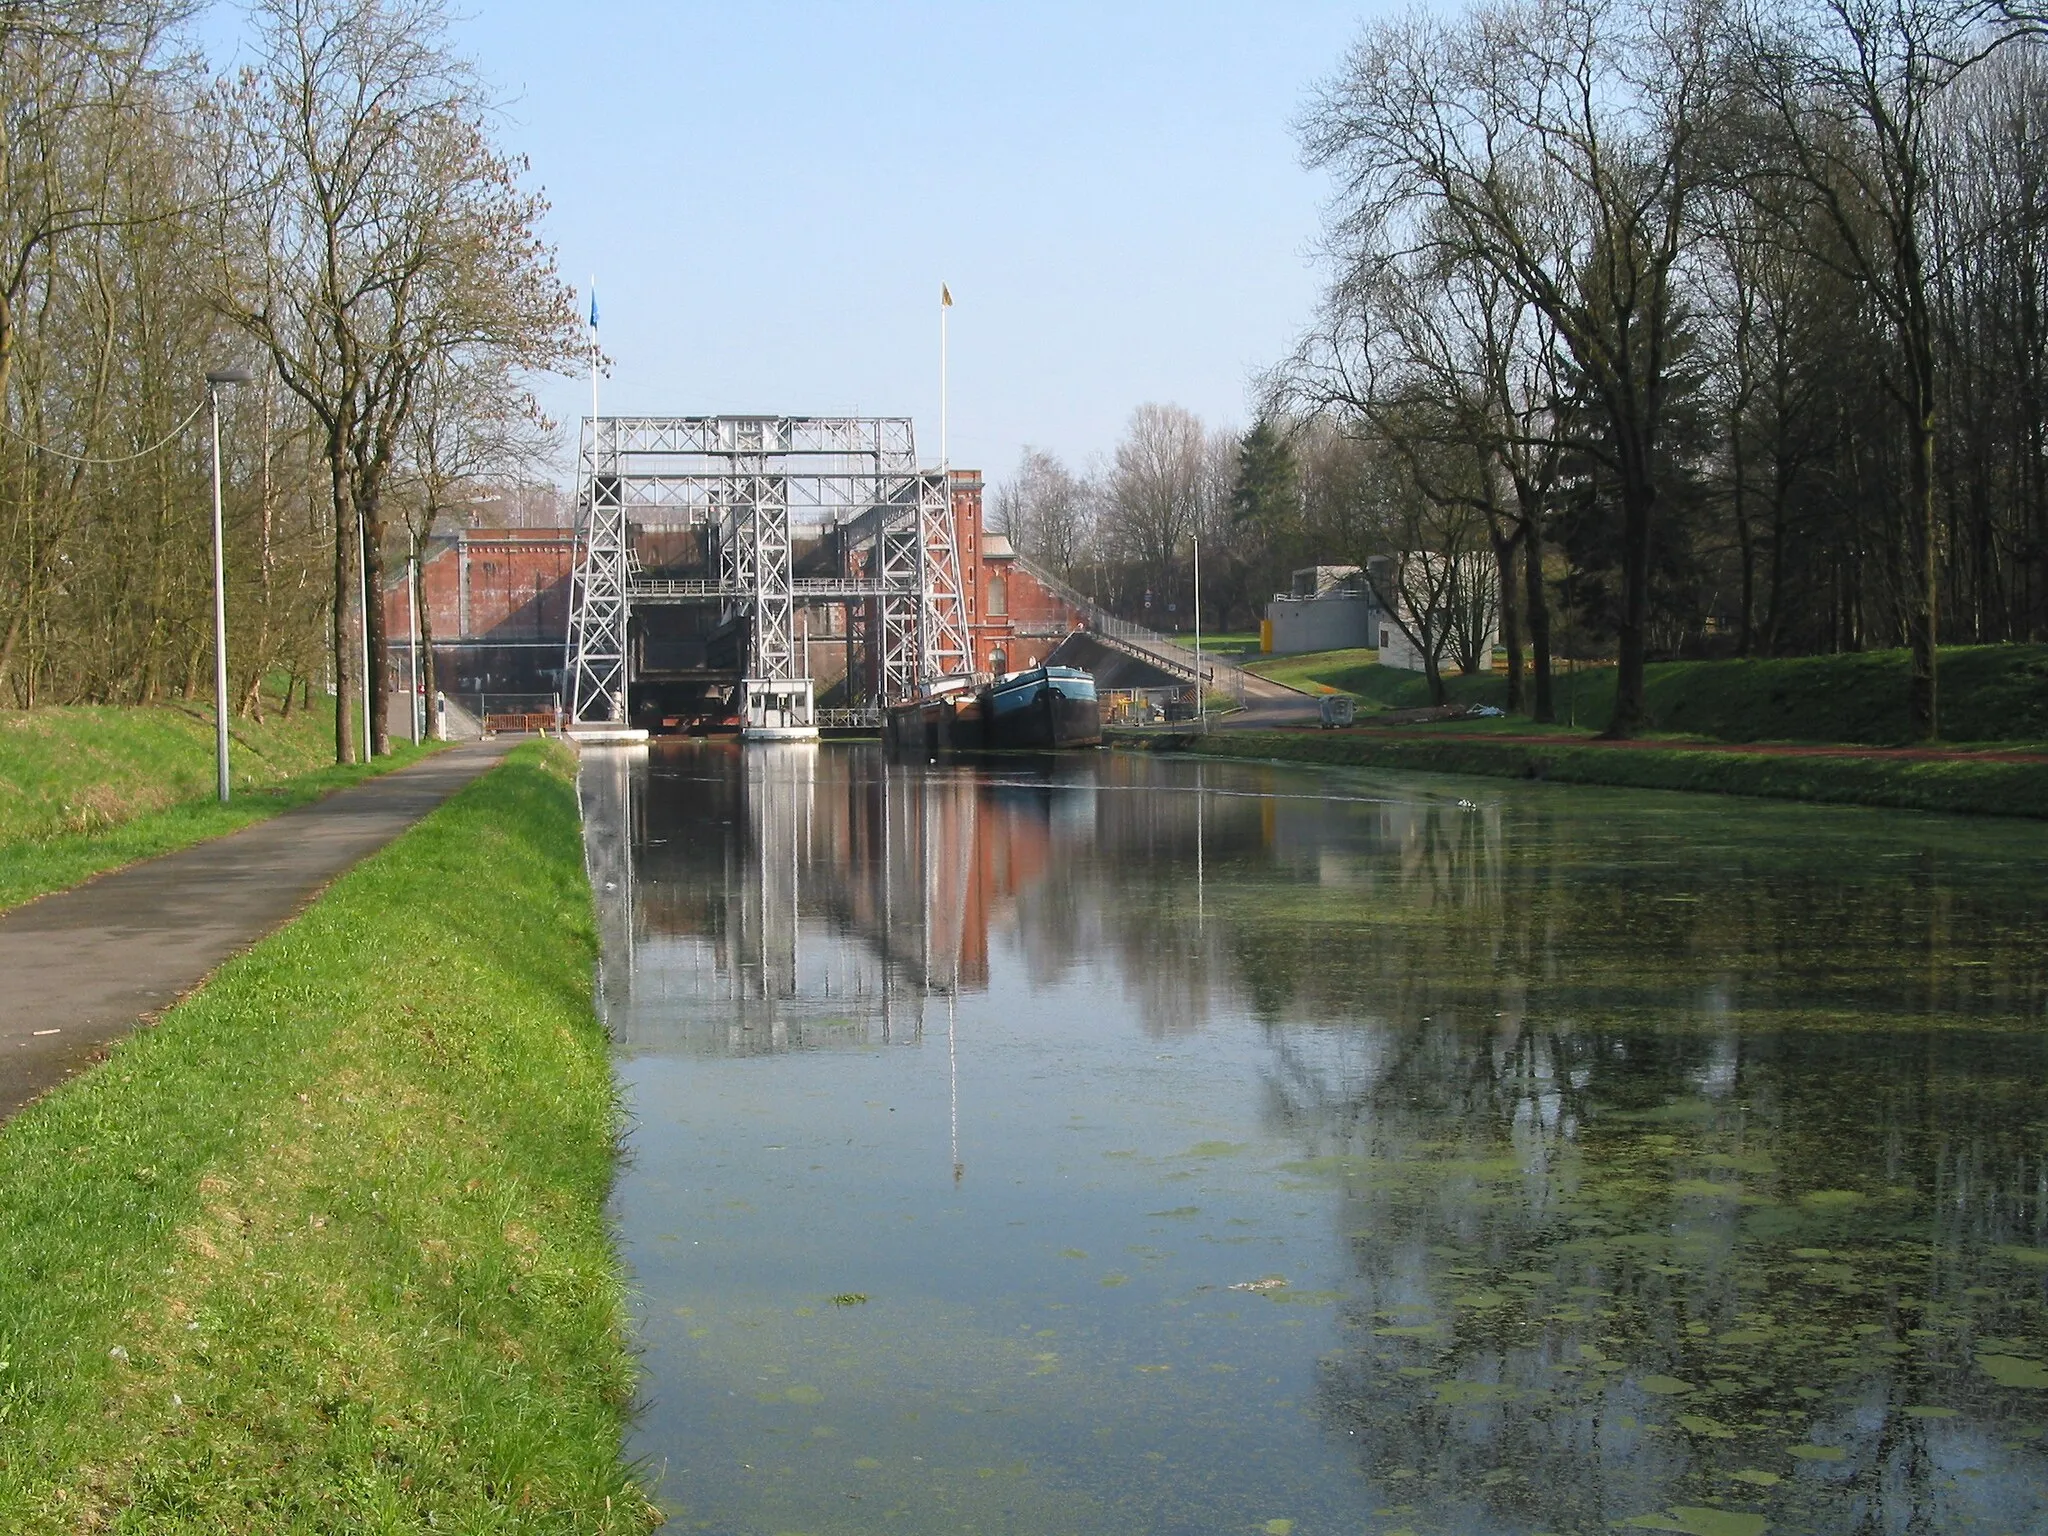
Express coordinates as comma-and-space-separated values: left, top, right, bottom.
205, 367, 252, 801
406, 530, 421, 745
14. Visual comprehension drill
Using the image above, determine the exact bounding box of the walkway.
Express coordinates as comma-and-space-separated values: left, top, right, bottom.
0, 741, 515, 1122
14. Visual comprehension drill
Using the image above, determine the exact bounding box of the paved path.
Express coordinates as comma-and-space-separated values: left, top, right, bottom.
0, 741, 515, 1122
1216, 673, 1322, 730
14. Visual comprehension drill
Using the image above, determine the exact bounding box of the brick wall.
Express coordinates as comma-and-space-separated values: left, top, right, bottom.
951, 470, 1087, 675
384, 529, 575, 643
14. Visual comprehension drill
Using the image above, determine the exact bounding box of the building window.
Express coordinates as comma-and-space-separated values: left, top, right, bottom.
987, 576, 1007, 617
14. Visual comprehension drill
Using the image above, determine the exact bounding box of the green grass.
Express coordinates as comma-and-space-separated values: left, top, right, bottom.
0, 741, 655, 1531
1247, 643, 2048, 745
1170, 630, 1265, 661
1119, 729, 2048, 819
0, 702, 440, 913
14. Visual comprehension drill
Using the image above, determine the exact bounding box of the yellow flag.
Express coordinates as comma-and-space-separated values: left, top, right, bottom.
941, 283, 953, 308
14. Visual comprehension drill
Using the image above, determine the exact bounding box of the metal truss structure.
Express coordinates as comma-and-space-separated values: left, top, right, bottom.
563, 416, 970, 732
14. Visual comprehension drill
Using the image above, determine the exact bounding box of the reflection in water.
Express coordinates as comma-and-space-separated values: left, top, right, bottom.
589, 742, 2048, 1535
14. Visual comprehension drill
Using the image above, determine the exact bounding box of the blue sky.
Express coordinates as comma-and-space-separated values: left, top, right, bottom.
217, 2, 1383, 484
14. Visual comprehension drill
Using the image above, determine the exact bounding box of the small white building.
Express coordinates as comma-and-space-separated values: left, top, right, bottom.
1266, 566, 1384, 655
1368, 553, 1499, 674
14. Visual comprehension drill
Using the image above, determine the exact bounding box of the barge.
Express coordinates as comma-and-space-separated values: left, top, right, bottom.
884, 665, 1101, 755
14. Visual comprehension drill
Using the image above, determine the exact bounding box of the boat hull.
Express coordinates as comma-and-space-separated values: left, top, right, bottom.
883, 667, 1101, 754
983, 682, 1102, 750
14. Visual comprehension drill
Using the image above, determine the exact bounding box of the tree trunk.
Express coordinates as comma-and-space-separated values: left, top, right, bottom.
1907, 386, 1939, 739
1732, 421, 1754, 657
417, 554, 437, 719
1523, 513, 1554, 723
1606, 460, 1655, 739
1492, 522, 1524, 713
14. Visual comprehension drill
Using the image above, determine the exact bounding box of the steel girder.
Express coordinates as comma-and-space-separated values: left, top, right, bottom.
563, 415, 973, 723
564, 420, 629, 723
918, 471, 970, 685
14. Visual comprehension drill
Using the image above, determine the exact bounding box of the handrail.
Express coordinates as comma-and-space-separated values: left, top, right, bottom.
1012, 554, 1246, 692
817, 706, 883, 729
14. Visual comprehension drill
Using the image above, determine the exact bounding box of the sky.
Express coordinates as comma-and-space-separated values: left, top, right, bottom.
211, 2, 1385, 486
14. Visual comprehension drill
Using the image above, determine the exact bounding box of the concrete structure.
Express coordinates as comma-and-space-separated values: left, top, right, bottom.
1266, 565, 1383, 656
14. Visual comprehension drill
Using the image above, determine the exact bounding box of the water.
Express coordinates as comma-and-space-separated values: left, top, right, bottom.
581, 742, 2048, 1535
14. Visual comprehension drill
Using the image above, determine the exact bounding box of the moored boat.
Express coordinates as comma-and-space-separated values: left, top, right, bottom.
883, 665, 1101, 754
882, 675, 984, 755
981, 665, 1101, 749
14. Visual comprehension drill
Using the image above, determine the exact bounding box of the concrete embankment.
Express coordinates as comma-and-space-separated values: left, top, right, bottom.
0, 741, 654, 1531
1113, 727, 2048, 819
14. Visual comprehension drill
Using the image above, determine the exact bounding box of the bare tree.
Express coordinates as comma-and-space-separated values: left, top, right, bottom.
1359, 432, 1498, 704
394, 348, 555, 707
1741, 0, 2036, 735
1, 1, 192, 699
990, 445, 1093, 578
1304, 0, 1734, 736
1099, 402, 1211, 611
0, 1, 184, 407
208, 0, 577, 761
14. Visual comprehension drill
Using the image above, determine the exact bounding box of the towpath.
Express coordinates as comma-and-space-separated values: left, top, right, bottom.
0, 740, 515, 1122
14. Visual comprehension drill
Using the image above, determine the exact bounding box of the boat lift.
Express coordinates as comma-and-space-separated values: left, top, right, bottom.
561, 415, 972, 741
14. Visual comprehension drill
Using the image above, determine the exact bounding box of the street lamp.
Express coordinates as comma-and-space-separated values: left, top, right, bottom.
206, 366, 252, 802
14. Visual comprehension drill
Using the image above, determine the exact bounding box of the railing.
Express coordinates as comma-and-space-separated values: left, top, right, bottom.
816, 706, 884, 730
447, 691, 559, 721
628, 576, 908, 600
1014, 555, 1248, 695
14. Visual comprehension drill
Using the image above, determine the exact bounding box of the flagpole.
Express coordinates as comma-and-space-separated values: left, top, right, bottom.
939, 285, 949, 469
588, 277, 599, 426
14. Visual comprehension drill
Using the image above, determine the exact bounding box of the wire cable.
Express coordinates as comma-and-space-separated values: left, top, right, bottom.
0, 399, 208, 465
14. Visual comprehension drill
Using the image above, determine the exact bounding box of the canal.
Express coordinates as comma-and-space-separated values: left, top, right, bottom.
579, 741, 2048, 1535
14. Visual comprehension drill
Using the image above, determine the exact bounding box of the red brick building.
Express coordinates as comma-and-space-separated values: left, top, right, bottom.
383, 527, 575, 699
948, 470, 1088, 676
387, 471, 1086, 705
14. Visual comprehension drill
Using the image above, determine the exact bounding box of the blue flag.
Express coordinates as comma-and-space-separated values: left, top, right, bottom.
588, 285, 598, 329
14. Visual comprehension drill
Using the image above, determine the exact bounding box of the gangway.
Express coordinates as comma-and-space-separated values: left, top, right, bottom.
562, 416, 971, 740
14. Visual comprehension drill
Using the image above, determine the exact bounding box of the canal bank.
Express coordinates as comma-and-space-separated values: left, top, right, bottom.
1112, 726, 2048, 818
0, 701, 447, 915
0, 741, 655, 1531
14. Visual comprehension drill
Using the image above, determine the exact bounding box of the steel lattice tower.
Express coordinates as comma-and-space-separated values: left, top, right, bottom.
562, 416, 970, 736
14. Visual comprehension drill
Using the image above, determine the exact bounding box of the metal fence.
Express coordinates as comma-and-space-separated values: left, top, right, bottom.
817, 706, 884, 731
1012, 555, 1249, 696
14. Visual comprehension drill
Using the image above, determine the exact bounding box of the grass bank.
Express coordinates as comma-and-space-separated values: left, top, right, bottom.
0, 702, 439, 913
1247, 642, 2048, 746
0, 741, 655, 1531
1118, 728, 2048, 819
